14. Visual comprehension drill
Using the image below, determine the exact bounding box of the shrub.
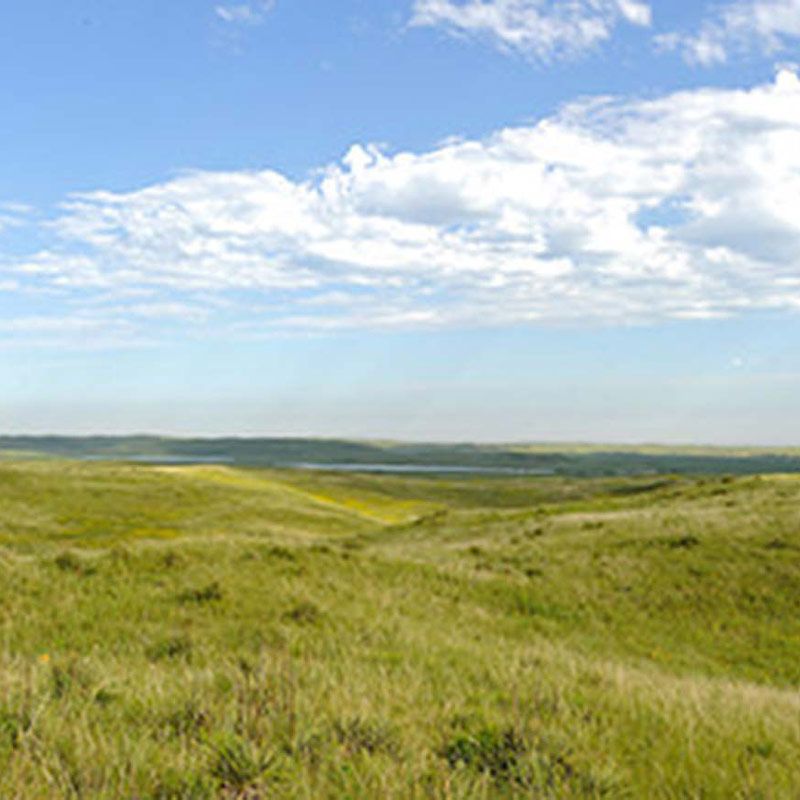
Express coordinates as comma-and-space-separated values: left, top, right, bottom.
333, 717, 398, 757
162, 550, 184, 569
264, 545, 297, 561
666, 535, 700, 550
208, 733, 276, 792
54, 551, 96, 576
765, 538, 789, 550
441, 725, 623, 795
178, 582, 223, 604
0, 708, 31, 752
146, 635, 193, 662
159, 700, 209, 740
282, 601, 322, 625
441, 725, 528, 783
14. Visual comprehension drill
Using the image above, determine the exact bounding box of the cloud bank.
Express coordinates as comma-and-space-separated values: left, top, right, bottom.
657, 0, 800, 65
410, 0, 652, 62
4, 71, 800, 341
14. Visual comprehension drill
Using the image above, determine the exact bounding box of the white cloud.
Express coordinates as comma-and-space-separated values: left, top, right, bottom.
616, 0, 652, 26
410, 0, 652, 62
0, 216, 20, 234
0, 201, 33, 233
0, 315, 110, 334
657, 0, 800, 65
5, 70, 800, 337
117, 302, 210, 322
215, 0, 275, 25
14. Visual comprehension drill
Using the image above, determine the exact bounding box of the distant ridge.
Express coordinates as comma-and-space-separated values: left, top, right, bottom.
3, 435, 800, 477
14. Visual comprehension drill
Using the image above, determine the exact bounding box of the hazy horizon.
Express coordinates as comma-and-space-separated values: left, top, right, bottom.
2, 417, 800, 450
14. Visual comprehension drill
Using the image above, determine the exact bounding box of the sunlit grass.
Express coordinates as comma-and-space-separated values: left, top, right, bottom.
0, 459, 798, 797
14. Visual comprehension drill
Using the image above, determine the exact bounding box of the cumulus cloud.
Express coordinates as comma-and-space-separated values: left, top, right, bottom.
656, 0, 800, 65
410, 0, 652, 62
215, 0, 275, 25
4, 70, 800, 339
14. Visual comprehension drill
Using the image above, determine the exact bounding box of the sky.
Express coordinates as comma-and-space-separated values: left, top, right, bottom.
2, 0, 800, 443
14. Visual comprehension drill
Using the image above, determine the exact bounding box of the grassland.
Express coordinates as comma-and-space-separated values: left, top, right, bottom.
0, 458, 799, 798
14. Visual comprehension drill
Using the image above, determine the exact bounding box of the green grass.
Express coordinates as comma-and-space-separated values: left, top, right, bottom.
0, 459, 798, 797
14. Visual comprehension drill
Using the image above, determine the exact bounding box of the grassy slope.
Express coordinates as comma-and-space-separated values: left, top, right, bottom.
0, 460, 798, 798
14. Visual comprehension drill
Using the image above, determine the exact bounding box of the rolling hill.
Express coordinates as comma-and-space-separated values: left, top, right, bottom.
0, 457, 798, 797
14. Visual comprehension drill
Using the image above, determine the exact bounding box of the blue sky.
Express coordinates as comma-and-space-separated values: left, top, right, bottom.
2, 0, 800, 442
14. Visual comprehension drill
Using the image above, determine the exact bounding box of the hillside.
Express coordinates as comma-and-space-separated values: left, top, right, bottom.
0, 459, 798, 797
